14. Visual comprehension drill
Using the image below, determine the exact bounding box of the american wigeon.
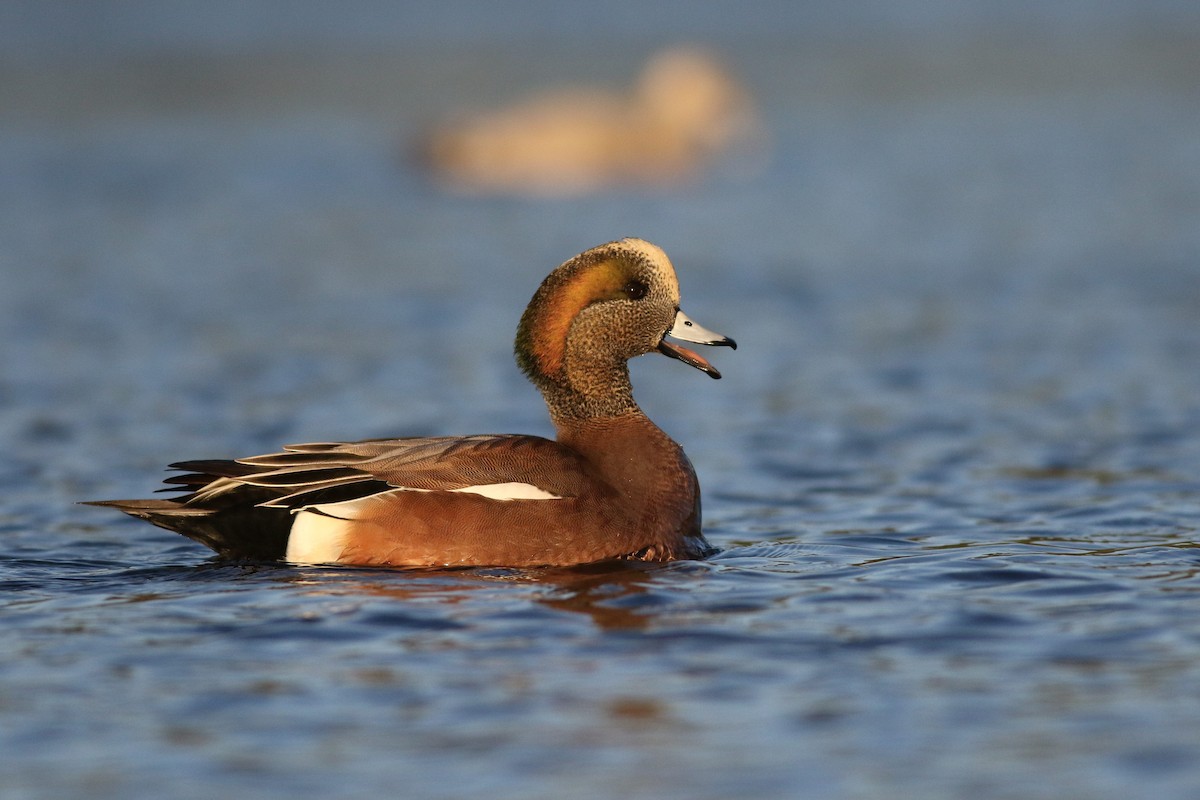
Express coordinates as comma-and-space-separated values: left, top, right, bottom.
420, 47, 764, 195
88, 238, 735, 567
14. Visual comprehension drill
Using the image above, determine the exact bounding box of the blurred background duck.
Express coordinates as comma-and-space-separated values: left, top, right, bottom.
419, 46, 766, 195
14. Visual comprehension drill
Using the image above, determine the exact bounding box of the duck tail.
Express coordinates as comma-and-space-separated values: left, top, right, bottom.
81, 498, 291, 561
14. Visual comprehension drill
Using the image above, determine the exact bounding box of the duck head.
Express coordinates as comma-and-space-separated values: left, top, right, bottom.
515, 238, 735, 420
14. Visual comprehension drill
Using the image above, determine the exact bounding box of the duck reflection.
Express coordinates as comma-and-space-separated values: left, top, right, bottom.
279, 560, 665, 631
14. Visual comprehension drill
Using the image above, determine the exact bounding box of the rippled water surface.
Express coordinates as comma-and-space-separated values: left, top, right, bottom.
3, 4, 1200, 799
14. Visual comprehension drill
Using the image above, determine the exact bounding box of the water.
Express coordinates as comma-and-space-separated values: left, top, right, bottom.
3, 4, 1200, 799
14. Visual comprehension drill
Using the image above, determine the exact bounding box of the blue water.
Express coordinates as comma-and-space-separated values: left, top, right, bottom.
3, 4, 1200, 799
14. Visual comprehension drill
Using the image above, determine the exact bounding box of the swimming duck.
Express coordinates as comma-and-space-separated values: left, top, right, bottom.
88, 238, 735, 567
420, 46, 764, 196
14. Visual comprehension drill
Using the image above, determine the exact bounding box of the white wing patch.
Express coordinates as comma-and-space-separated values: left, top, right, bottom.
283, 482, 562, 564
318, 482, 562, 501
448, 482, 562, 500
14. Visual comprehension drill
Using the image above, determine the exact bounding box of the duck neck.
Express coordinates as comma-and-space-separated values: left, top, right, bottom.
540, 361, 641, 424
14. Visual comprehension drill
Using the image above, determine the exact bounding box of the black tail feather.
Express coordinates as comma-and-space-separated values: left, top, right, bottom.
82, 496, 291, 561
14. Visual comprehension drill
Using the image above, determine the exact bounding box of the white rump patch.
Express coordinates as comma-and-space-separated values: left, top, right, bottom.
287, 511, 351, 565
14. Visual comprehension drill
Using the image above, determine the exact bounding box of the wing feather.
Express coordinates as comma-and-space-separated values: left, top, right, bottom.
163, 434, 591, 512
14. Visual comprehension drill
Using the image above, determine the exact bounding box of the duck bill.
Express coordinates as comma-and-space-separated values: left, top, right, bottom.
657, 310, 737, 380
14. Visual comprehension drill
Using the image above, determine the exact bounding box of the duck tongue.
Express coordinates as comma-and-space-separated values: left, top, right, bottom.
658, 339, 722, 379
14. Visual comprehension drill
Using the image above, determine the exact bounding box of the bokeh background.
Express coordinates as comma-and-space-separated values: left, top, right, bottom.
3, 2, 1199, 799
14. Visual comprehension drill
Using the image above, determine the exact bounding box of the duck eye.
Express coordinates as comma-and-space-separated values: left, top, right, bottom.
623, 280, 648, 301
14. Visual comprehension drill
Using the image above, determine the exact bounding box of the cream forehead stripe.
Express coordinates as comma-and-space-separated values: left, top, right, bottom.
618, 238, 679, 296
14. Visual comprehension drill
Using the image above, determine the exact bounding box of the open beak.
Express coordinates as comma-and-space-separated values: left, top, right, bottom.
657, 309, 737, 379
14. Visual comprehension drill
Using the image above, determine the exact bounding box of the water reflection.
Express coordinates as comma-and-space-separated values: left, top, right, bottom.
278, 560, 663, 631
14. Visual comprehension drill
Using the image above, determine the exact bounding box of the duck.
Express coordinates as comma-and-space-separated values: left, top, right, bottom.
419, 46, 765, 196
87, 238, 736, 568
